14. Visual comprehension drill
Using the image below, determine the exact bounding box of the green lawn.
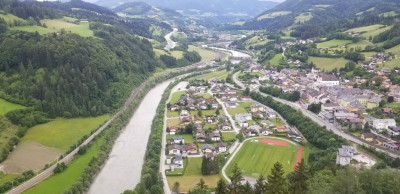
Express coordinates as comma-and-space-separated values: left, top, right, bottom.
316, 39, 352, 48
0, 172, 18, 186
345, 24, 384, 33
153, 49, 170, 57
362, 52, 377, 59
188, 45, 217, 63
171, 51, 184, 59
226, 140, 299, 178
22, 136, 104, 194
0, 13, 24, 23
167, 111, 180, 118
308, 57, 350, 72
382, 58, 400, 69
361, 25, 392, 39
167, 157, 220, 192
197, 93, 212, 99
0, 99, 25, 115
271, 118, 285, 126
170, 91, 186, 104
386, 103, 400, 108
387, 44, 400, 56
22, 115, 109, 150
379, 11, 398, 17
222, 132, 236, 141
227, 102, 254, 118
238, 72, 263, 78
190, 110, 223, 116
167, 134, 195, 144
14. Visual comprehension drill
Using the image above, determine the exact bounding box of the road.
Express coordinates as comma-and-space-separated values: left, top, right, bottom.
164, 28, 178, 51
232, 72, 400, 158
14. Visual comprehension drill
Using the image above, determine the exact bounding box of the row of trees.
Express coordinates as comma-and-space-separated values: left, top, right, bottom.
259, 86, 300, 102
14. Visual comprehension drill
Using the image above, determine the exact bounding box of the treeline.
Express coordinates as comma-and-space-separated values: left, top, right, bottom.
0, 22, 158, 118
259, 86, 300, 102
0, 170, 34, 193
159, 51, 202, 68
0, 0, 62, 20
373, 23, 400, 49
250, 92, 347, 171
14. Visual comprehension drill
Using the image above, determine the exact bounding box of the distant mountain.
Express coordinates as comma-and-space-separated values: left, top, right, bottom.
224, 0, 400, 31
114, 2, 182, 20
92, 0, 279, 23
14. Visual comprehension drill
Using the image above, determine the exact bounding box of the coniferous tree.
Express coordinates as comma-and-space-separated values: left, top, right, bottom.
267, 162, 288, 194
240, 181, 254, 194
215, 179, 228, 194
230, 163, 244, 193
288, 159, 310, 194
255, 174, 267, 194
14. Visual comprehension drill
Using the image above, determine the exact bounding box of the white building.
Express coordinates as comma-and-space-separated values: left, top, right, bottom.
373, 119, 396, 130
317, 74, 339, 86
336, 145, 355, 166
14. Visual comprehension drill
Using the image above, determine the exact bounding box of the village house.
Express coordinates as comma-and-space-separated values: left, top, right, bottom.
336, 145, 355, 166
388, 126, 400, 136
276, 125, 287, 133
196, 130, 206, 142
225, 101, 237, 108
217, 122, 231, 131
317, 74, 340, 86
361, 133, 375, 142
209, 131, 221, 141
186, 143, 198, 154
168, 144, 183, 155
172, 136, 185, 144
250, 103, 265, 112
260, 128, 273, 136
261, 120, 274, 127
201, 144, 215, 153
373, 119, 396, 130
216, 142, 227, 153
242, 128, 258, 137
169, 126, 179, 135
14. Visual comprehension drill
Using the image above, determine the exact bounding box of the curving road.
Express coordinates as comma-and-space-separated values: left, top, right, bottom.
232, 72, 400, 158
164, 28, 178, 51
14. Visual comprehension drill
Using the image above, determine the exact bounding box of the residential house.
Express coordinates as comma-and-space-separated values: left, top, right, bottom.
202, 144, 215, 153
373, 119, 396, 130
318, 74, 340, 86
321, 103, 341, 112
217, 122, 231, 131
265, 110, 276, 118
173, 136, 185, 144
241, 96, 252, 101
250, 103, 265, 112
361, 133, 375, 142
180, 117, 191, 125
388, 126, 400, 136
260, 128, 273, 136
209, 131, 221, 141
217, 142, 227, 153
194, 116, 203, 124
242, 128, 258, 137
168, 144, 183, 155
383, 141, 399, 151
205, 116, 216, 124
186, 144, 197, 154
196, 132, 206, 142
261, 120, 274, 127
236, 117, 248, 127
336, 145, 355, 166
171, 104, 180, 111
346, 100, 366, 113
172, 155, 183, 168
225, 101, 237, 108
169, 126, 179, 135
276, 125, 287, 133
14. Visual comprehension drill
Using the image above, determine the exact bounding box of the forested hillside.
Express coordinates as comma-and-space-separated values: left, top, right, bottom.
0, 0, 163, 119
222, 0, 400, 35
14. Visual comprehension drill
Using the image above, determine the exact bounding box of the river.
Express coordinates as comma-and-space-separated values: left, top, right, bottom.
88, 80, 173, 194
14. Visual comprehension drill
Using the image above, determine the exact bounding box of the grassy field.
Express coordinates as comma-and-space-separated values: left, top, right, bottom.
295, 12, 312, 23
167, 134, 195, 144
0, 99, 25, 115
361, 25, 392, 39
379, 11, 398, 17
347, 40, 371, 50
171, 51, 184, 59
257, 11, 292, 20
308, 57, 350, 72
238, 72, 263, 78
0, 173, 18, 186
363, 52, 377, 59
167, 111, 180, 118
226, 140, 299, 178
222, 132, 236, 141
227, 102, 254, 118
192, 70, 230, 81
267, 54, 283, 66
316, 39, 352, 48
167, 157, 220, 192
22, 115, 109, 150
382, 58, 400, 69
22, 136, 104, 194
189, 110, 223, 116
188, 45, 217, 63
13, 26, 58, 34
41, 19, 93, 37
387, 44, 400, 55
153, 48, 170, 57
170, 91, 186, 104
346, 24, 384, 33
167, 118, 180, 127
0, 13, 24, 23
197, 93, 212, 99
271, 118, 285, 126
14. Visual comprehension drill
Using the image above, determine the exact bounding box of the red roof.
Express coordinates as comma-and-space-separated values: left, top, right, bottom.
170, 126, 178, 130
276, 126, 286, 130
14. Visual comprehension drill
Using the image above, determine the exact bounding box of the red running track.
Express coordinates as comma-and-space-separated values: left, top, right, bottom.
260, 139, 288, 146
294, 146, 303, 170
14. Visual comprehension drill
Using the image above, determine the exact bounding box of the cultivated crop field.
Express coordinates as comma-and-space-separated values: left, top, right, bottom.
226, 139, 301, 178
308, 57, 350, 72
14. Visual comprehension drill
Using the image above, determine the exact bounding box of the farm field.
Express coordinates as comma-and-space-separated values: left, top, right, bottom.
316, 39, 352, 48
22, 136, 105, 194
0, 13, 24, 23
361, 25, 392, 39
382, 58, 400, 69
225, 139, 300, 178
362, 52, 377, 59
192, 70, 230, 81
258, 11, 291, 20
387, 44, 400, 55
153, 49, 170, 57
12, 26, 58, 34
0, 99, 25, 115
166, 157, 220, 192
41, 19, 94, 37
22, 115, 109, 150
346, 24, 384, 33
188, 45, 217, 63
308, 57, 350, 72
170, 50, 184, 59
170, 91, 186, 104
167, 118, 180, 127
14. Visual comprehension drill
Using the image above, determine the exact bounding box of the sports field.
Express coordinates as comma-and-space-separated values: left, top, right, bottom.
226, 139, 301, 178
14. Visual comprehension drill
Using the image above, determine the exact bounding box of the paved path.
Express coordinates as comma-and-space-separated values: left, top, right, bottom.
164, 28, 178, 51
232, 71, 400, 158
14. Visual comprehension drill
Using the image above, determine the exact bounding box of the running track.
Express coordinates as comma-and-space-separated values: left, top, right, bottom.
294, 146, 303, 170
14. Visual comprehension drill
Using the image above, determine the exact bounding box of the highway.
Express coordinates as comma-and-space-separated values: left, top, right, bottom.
232, 72, 400, 158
